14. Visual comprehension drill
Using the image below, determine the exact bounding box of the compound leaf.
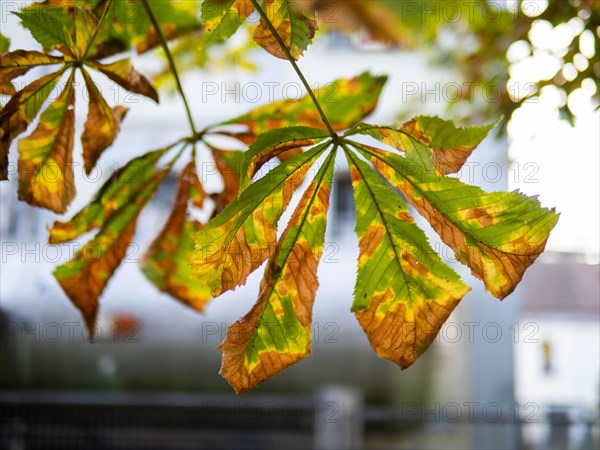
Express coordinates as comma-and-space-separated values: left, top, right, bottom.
191, 142, 328, 298
253, 0, 317, 60
13, 2, 118, 60
345, 147, 469, 368
17, 71, 76, 213
142, 161, 212, 311
220, 150, 335, 393
16, 1, 200, 58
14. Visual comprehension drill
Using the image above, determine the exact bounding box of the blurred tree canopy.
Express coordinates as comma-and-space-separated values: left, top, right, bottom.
157, 0, 599, 130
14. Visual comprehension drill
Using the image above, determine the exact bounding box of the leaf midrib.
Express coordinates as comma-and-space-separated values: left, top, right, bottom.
244, 149, 336, 365
343, 145, 415, 307
353, 140, 548, 258
33, 70, 75, 178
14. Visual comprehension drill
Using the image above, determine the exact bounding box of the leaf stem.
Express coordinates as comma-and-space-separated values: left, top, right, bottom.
168, 142, 190, 167
249, 0, 337, 140
81, 0, 114, 61
140, 0, 198, 136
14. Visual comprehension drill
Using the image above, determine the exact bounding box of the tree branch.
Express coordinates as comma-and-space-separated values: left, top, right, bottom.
249, 0, 337, 140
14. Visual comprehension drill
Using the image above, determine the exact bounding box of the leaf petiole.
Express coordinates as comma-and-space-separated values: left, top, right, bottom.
140, 0, 197, 136
80, 0, 114, 62
249, 0, 337, 140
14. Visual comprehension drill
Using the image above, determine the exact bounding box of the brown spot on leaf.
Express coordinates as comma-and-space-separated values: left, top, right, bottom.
396, 210, 413, 222
234, 0, 255, 18
277, 147, 303, 163
402, 251, 429, 276
431, 145, 476, 175
356, 288, 461, 369
402, 119, 431, 144
465, 207, 495, 227
250, 138, 315, 180
349, 166, 361, 183
360, 226, 385, 260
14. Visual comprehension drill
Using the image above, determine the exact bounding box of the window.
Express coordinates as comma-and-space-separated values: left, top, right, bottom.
331, 171, 355, 235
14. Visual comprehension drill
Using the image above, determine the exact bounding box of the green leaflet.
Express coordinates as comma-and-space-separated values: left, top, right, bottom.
351, 134, 559, 300
1, 70, 63, 180
344, 146, 470, 368
201, 0, 254, 44
15, 7, 77, 57
0, 51, 65, 91
240, 126, 330, 188
54, 169, 168, 337
0, 33, 9, 52
17, 71, 76, 213
220, 150, 336, 393
253, 0, 317, 60
191, 141, 329, 298
403, 116, 500, 154
141, 161, 212, 312
350, 116, 500, 175
221, 72, 388, 140
48, 149, 168, 244
15, 72, 64, 122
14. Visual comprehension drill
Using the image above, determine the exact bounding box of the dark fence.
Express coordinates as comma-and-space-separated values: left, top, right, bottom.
1, 391, 598, 450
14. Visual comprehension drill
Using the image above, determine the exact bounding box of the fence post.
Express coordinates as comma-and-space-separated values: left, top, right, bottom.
314, 386, 364, 450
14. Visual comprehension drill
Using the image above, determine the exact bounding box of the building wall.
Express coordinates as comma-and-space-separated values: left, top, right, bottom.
515, 316, 600, 410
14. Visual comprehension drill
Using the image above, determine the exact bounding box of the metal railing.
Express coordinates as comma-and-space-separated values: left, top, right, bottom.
1, 390, 598, 450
